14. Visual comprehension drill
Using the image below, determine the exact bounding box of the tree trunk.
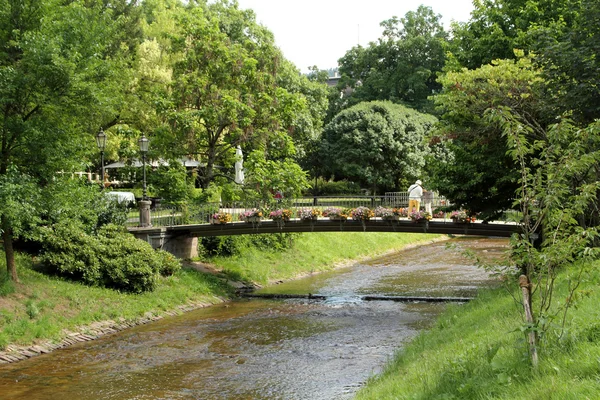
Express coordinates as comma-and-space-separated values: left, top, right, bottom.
519, 274, 538, 367
1, 216, 19, 282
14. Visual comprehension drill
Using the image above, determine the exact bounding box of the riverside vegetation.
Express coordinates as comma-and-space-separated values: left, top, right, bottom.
2, 234, 600, 398
356, 259, 600, 399
0, 232, 438, 351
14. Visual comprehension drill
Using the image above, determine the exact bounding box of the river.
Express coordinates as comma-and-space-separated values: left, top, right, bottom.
0, 237, 508, 399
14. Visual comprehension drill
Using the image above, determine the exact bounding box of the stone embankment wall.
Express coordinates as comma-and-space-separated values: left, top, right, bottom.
0, 299, 222, 365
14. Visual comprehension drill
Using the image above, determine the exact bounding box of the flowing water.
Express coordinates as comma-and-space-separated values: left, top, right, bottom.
0, 237, 509, 399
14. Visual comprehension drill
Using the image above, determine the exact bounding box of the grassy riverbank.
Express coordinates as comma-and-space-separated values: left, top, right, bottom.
208, 232, 443, 285
356, 261, 600, 399
0, 232, 437, 350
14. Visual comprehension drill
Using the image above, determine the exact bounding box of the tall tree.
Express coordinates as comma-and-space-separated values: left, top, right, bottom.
320, 101, 436, 194
449, 0, 580, 69
335, 5, 448, 114
529, 0, 600, 124
0, 0, 136, 281
430, 56, 549, 219
155, 0, 316, 189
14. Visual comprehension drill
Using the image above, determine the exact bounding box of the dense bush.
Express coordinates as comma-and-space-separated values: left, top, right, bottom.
309, 178, 362, 196
199, 233, 299, 258
148, 162, 194, 205
40, 178, 128, 234
37, 223, 181, 293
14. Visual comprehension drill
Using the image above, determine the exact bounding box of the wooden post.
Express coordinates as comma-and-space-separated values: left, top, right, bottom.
519, 274, 538, 367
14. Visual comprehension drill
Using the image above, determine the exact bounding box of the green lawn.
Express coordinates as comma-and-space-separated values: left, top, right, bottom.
208, 232, 439, 285
355, 261, 600, 399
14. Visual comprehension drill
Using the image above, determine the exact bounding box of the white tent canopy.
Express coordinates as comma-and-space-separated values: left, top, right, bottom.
104, 158, 202, 169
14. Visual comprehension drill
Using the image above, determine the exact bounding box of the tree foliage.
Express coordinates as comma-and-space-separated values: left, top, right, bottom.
529, 0, 600, 125
449, 0, 580, 69
335, 5, 448, 114
430, 56, 549, 218
0, 0, 136, 281
145, 0, 321, 192
490, 109, 600, 365
243, 150, 310, 200
321, 101, 436, 194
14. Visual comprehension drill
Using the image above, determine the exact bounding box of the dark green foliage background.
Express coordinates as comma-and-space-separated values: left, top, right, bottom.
199, 233, 300, 258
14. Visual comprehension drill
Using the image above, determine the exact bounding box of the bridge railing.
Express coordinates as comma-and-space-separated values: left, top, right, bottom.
125, 195, 452, 228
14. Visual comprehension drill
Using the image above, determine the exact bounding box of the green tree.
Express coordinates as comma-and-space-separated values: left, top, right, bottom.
430, 56, 549, 219
336, 5, 448, 113
152, 0, 314, 190
530, 0, 600, 124
489, 110, 600, 366
0, 0, 136, 281
449, 0, 580, 69
244, 150, 310, 200
321, 101, 436, 194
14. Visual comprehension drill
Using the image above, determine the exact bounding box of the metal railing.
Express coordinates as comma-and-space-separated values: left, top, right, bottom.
125, 194, 451, 228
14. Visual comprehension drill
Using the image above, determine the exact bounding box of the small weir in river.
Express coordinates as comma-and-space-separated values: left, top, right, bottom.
0, 237, 508, 400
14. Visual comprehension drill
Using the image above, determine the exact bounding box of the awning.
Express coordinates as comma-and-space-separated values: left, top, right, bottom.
104, 158, 203, 169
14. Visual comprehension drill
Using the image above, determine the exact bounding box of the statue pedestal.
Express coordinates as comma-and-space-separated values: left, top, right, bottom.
138, 200, 152, 227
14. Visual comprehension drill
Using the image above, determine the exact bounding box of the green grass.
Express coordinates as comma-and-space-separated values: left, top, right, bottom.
0, 232, 437, 349
355, 261, 600, 400
0, 252, 231, 348
208, 232, 441, 285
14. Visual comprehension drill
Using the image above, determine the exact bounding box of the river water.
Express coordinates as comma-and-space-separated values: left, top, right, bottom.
0, 237, 508, 399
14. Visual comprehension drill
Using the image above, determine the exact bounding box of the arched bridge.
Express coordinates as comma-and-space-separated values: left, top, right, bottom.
128, 218, 519, 259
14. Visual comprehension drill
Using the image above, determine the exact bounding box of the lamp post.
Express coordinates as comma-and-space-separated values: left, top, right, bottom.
137, 134, 151, 227
96, 128, 107, 185
138, 134, 149, 200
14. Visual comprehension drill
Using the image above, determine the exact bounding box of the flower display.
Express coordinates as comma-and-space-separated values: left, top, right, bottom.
432, 210, 445, 219
393, 208, 408, 217
374, 207, 406, 219
450, 210, 475, 223
322, 207, 350, 221
269, 209, 292, 221
297, 208, 321, 221
239, 208, 263, 222
351, 206, 374, 221
409, 210, 432, 222
375, 206, 394, 218
211, 211, 232, 224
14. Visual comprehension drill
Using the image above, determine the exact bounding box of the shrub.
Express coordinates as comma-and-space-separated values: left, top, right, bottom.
248, 233, 299, 251
40, 178, 128, 234
38, 223, 181, 293
199, 233, 299, 258
96, 194, 129, 227
155, 250, 181, 276
36, 220, 103, 285
199, 236, 244, 257
148, 162, 194, 204
220, 182, 244, 203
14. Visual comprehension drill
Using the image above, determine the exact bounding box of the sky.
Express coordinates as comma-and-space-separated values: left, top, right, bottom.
235, 0, 475, 73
